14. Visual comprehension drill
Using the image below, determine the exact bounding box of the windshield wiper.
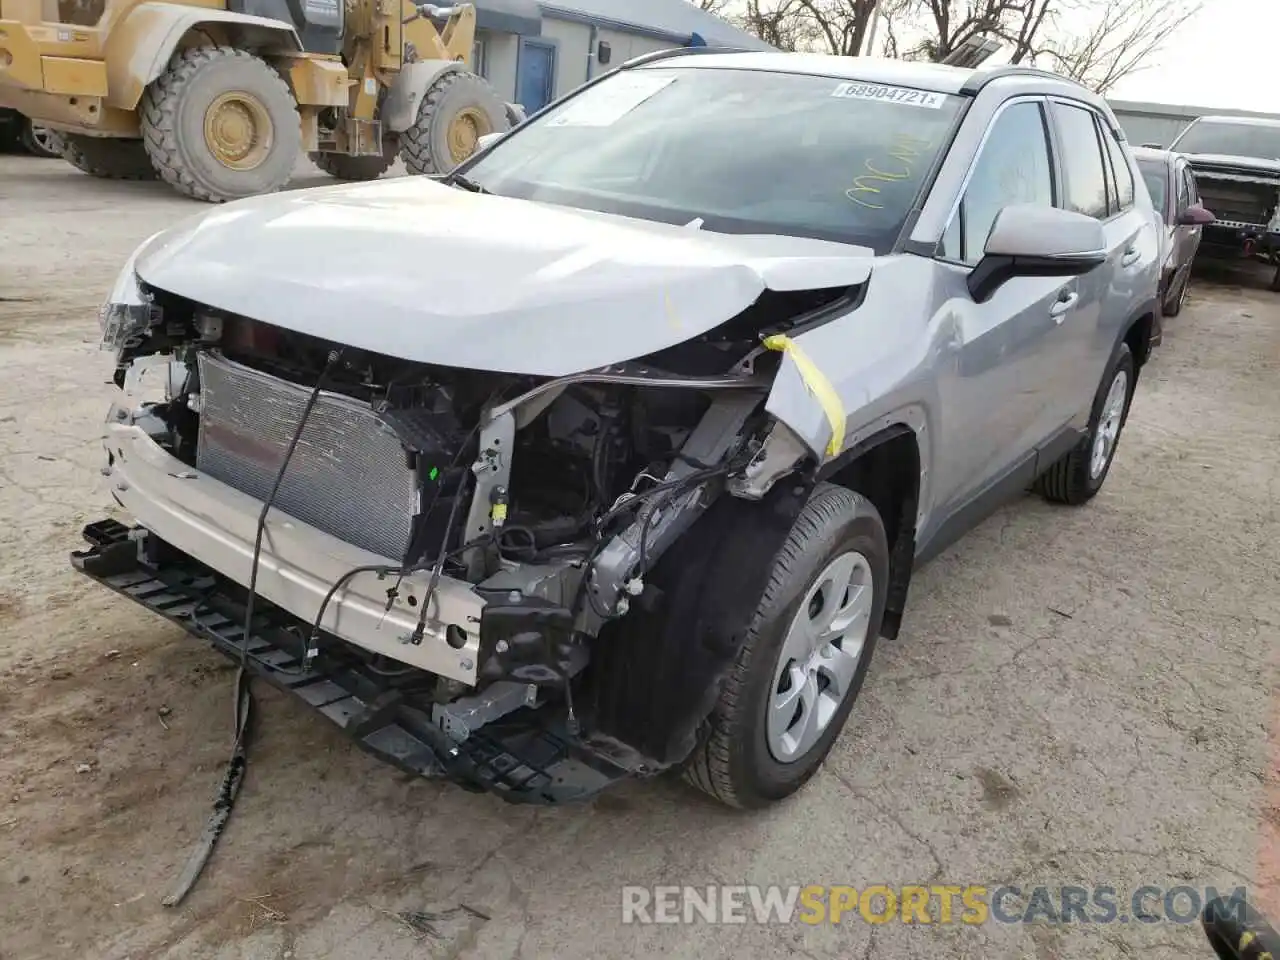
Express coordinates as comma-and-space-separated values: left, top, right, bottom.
447, 173, 490, 194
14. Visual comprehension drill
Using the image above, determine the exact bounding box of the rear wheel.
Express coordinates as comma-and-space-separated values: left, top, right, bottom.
1036, 342, 1135, 505
683, 483, 888, 809
310, 138, 399, 181
60, 134, 156, 180
141, 46, 301, 203
21, 121, 62, 158
399, 70, 509, 176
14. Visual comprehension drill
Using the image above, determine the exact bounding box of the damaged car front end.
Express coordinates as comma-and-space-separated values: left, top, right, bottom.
78, 167, 881, 805
76, 51, 1151, 812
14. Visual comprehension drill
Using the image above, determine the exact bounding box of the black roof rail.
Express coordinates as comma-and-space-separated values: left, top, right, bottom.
618, 45, 757, 70
959, 64, 1076, 95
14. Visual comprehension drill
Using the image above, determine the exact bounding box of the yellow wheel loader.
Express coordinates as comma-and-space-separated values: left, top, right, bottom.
0, 0, 521, 201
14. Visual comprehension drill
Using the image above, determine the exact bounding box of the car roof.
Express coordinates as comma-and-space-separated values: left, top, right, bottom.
632, 51, 1099, 101
1193, 114, 1280, 128
1130, 145, 1180, 165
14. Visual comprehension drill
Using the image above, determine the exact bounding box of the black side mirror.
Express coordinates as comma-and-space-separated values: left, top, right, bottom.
597, 41, 612, 65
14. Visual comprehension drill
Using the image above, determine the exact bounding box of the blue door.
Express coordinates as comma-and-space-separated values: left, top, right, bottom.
517, 40, 556, 114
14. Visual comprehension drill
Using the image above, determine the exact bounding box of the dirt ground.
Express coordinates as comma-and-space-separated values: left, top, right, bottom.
1, 152, 1278, 960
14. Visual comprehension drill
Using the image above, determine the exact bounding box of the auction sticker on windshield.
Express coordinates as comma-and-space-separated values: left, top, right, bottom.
546, 73, 678, 127
831, 82, 946, 109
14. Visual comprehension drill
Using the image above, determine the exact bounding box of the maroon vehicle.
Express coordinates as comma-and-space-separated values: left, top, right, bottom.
1132, 145, 1216, 316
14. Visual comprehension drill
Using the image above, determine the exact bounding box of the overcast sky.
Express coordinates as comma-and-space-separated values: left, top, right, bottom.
1106, 0, 1271, 111
710, 0, 1274, 114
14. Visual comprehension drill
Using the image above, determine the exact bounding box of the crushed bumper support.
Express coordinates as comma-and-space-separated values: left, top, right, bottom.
71, 519, 631, 804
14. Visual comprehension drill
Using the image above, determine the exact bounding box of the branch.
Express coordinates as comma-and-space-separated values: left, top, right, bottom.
1040, 0, 1202, 93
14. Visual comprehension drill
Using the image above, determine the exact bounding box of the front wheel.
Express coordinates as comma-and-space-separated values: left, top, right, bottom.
141, 46, 301, 203
1036, 341, 1135, 505
684, 483, 889, 809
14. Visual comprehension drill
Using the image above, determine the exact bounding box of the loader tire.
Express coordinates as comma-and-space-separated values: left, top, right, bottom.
399, 70, 509, 176
141, 46, 301, 203
310, 139, 398, 181
60, 135, 156, 180
21, 121, 63, 159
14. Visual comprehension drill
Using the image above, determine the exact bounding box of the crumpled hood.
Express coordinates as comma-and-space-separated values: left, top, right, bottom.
135, 177, 875, 377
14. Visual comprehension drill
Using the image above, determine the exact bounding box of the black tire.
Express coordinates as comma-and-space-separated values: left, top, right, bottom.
1270, 264, 1280, 293
1036, 341, 1136, 505
399, 70, 510, 176
21, 121, 62, 159
1163, 268, 1189, 317
60, 134, 157, 180
310, 139, 398, 181
140, 46, 301, 203
683, 483, 889, 810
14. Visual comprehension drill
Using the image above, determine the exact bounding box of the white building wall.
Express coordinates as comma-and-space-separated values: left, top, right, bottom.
539, 16, 594, 99
476, 17, 689, 110
595, 26, 675, 68
478, 29, 520, 102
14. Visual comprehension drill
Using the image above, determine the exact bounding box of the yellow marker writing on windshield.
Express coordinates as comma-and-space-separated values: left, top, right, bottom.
762, 334, 846, 458
846, 133, 934, 209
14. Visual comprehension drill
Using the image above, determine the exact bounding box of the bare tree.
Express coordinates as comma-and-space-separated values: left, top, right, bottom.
723, 0, 1197, 92
693, 0, 732, 14
734, 0, 881, 55
878, 0, 1058, 63
736, 0, 798, 49
794, 0, 882, 56
1040, 0, 1201, 93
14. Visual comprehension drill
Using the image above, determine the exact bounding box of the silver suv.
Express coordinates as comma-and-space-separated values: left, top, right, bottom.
77, 50, 1161, 810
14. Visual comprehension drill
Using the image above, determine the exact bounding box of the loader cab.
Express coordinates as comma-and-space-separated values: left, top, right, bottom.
229, 0, 344, 54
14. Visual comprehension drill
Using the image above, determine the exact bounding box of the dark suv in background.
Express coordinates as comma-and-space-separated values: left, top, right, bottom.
1168, 115, 1280, 290
1131, 146, 1215, 316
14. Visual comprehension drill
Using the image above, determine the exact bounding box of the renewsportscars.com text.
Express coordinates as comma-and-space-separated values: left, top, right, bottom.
621, 884, 1249, 926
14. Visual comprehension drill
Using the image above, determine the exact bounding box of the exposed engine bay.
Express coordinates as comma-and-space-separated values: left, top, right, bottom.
88, 280, 855, 799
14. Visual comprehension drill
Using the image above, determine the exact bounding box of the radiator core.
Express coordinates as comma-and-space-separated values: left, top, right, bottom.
196, 351, 414, 561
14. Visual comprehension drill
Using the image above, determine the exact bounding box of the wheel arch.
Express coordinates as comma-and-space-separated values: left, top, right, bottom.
1121, 297, 1160, 371
818, 424, 922, 642
103, 3, 301, 111
381, 59, 463, 134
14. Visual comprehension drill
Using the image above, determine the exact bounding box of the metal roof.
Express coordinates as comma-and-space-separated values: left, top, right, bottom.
1108, 98, 1280, 124
1194, 114, 1280, 128
538, 0, 775, 49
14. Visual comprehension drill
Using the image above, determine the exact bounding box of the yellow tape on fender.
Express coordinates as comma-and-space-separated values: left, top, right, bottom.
762, 334, 846, 458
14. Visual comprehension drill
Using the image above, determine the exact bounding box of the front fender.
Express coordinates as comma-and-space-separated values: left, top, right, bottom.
381, 59, 461, 133
103, 4, 301, 111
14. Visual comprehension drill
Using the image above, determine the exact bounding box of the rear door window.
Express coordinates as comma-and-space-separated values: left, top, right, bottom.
1052, 102, 1110, 220
1099, 122, 1135, 212
1182, 165, 1199, 207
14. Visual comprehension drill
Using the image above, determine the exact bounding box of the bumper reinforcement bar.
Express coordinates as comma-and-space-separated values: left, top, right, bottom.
71, 519, 627, 804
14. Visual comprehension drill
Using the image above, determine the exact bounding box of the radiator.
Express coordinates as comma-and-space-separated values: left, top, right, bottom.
196, 351, 414, 561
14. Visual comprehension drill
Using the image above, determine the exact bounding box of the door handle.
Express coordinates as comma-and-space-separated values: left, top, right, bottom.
1050, 291, 1079, 322
1121, 246, 1141, 267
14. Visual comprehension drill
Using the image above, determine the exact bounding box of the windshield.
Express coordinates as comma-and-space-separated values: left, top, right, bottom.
462, 66, 964, 253
1136, 158, 1167, 219
1172, 120, 1280, 160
